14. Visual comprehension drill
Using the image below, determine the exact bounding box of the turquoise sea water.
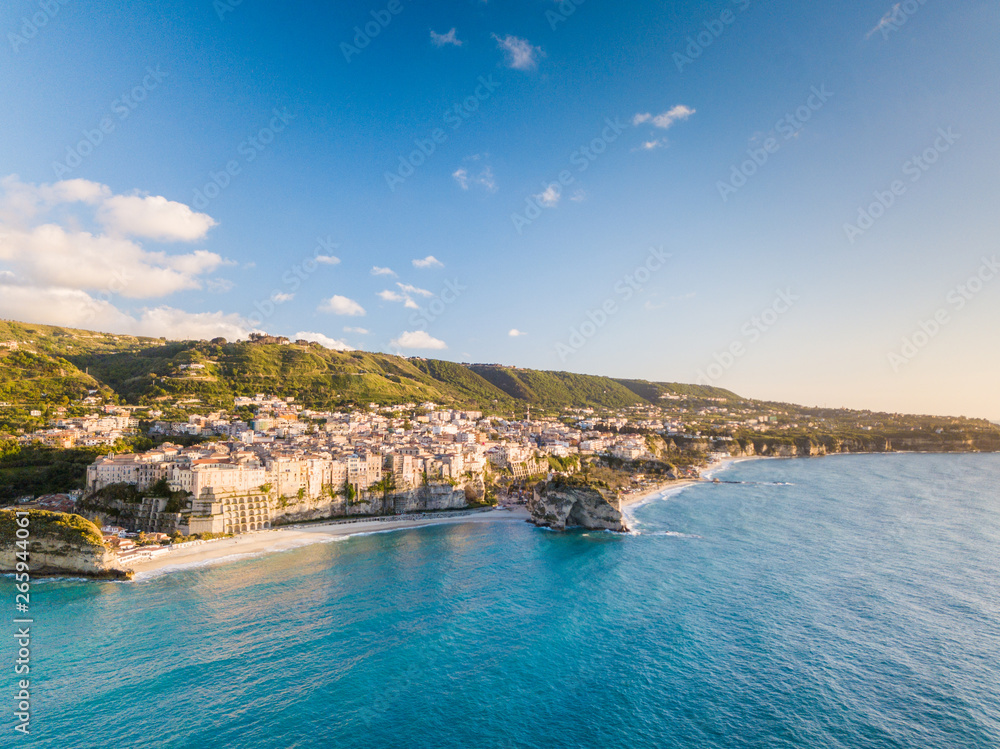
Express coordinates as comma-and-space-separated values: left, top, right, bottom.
8, 453, 1000, 748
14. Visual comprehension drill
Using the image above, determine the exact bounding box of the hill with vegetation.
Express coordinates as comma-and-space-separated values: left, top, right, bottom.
0, 320, 739, 425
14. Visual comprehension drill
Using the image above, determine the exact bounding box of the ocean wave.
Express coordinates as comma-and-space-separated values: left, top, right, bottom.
642, 530, 703, 540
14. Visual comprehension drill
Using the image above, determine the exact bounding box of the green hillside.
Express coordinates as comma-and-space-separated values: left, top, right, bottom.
468, 366, 647, 409
614, 379, 742, 402
0, 319, 744, 416
409, 359, 519, 408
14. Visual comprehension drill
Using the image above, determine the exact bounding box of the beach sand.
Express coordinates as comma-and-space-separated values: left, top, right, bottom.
128, 507, 530, 578
128, 458, 751, 577
619, 455, 751, 520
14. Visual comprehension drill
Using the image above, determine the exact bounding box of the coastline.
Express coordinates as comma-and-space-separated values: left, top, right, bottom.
619, 455, 759, 525
127, 507, 530, 579
126, 459, 742, 578
105, 451, 973, 579
123, 453, 862, 578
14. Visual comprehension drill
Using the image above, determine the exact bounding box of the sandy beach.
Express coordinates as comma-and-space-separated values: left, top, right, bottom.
619, 455, 753, 516
128, 507, 530, 578
127, 458, 750, 578
620, 479, 701, 508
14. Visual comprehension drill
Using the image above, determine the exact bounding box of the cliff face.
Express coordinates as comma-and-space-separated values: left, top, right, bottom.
726, 433, 1000, 458
729, 436, 892, 458
0, 509, 130, 580
271, 481, 478, 525
527, 481, 628, 532
392, 482, 478, 514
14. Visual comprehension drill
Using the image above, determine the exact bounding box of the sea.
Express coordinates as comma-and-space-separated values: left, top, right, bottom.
8, 453, 1000, 748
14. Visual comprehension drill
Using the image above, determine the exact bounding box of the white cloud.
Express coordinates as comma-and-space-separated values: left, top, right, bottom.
383, 283, 432, 309
453, 164, 496, 193
315, 254, 340, 265
412, 256, 444, 269
271, 291, 295, 303
44, 178, 111, 205
431, 28, 462, 47
0, 224, 227, 298
294, 331, 355, 351
0, 176, 227, 299
97, 194, 217, 242
371, 266, 397, 277
391, 330, 447, 350
633, 105, 696, 131
397, 282, 434, 298
0, 175, 110, 223
206, 278, 234, 293
637, 139, 668, 151
481, 168, 498, 192
319, 295, 366, 316
867, 5, 901, 38
509, 329, 527, 337
493, 34, 543, 70
134, 307, 251, 340
0, 283, 252, 340
535, 185, 561, 207
0, 177, 258, 342
343, 326, 369, 334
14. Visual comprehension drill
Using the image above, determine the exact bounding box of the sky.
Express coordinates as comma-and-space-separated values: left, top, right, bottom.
0, 0, 998, 420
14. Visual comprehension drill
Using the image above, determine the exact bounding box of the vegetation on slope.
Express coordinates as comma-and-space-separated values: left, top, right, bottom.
614, 379, 740, 402
0, 439, 147, 502
467, 366, 646, 410
0, 508, 105, 549
0, 320, 745, 415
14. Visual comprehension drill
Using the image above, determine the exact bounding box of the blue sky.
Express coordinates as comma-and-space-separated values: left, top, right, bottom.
1, 0, 998, 418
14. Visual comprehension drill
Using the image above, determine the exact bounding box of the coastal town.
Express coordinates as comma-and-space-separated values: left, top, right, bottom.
3, 327, 998, 571
4, 376, 997, 565
77, 395, 706, 538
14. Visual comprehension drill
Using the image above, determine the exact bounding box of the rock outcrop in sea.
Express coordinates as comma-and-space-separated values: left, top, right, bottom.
0, 509, 130, 580
527, 479, 629, 532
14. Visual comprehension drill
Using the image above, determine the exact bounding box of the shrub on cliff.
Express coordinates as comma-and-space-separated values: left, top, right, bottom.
0, 509, 105, 549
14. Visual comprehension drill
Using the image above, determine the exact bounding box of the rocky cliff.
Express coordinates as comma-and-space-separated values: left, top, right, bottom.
0, 509, 130, 579
725, 433, 999, 458
527, 480, 628, 532
271, 480, 482, 525
728, 436, 891, 458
